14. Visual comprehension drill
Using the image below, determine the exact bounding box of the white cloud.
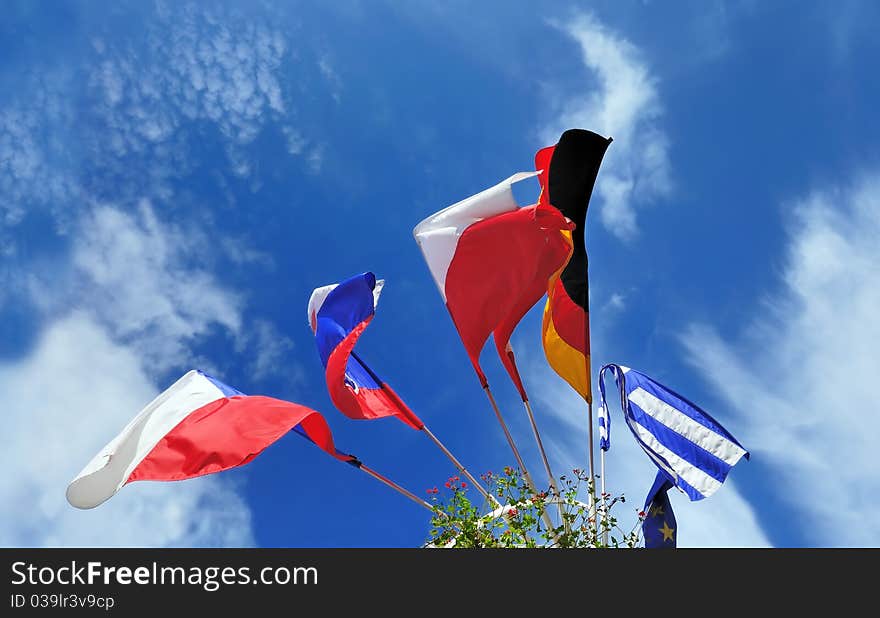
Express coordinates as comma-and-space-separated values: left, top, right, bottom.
0, 75, 80, 232
0, 312, 253, 547
96, 4, 288, 146
23, 196, 300, 381
606, 292, 626, 312
245, 319, 298, 382
87, 4, 292, 191
0, 3, 321, 241
542, 13, 671, 239
26, 201, 243, 375
317, 53, 343, 103
681, 174, 880, 546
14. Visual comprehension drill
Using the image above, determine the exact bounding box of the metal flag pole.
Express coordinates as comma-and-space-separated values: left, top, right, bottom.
351, 351, 501, 506
506, 344, 563, 508
349, 350, 500, 509
523, 399, 559, 493
483, 385, 534, 487
587, 399, 597, 537
522, 398, 565, 527
600, 446, 608, 546
483, 385, 558, 536
357, 462, 436, 514
421, 424, 501, 508
584, 261, 597, 538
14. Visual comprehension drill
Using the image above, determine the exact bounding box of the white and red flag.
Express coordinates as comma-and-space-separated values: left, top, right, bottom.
413, 172, 573, 397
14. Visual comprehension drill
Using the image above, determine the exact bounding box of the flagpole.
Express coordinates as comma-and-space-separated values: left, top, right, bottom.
421, 425, 502, 508
357, 462, 436, 513
587, 399, 598, 537
506, 344, 563, 506
483, 385, 534, 487
348, 350, 497, 507
521, 398, 566, 527
483, 385, 558, 536
600, 446, 608, 546
522, 400, 555, 484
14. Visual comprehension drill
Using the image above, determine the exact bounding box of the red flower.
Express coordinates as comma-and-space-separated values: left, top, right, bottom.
453, 476, 460, 482
508, 508, 518, 517
444, 481, 451, 489
461, 482, 467, 489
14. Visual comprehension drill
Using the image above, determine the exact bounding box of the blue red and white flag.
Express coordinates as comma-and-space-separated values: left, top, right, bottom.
308, 272, 423, 430
66, 370, 358, 509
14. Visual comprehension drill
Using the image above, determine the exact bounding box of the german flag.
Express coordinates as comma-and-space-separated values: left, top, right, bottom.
536, 129, 612, 403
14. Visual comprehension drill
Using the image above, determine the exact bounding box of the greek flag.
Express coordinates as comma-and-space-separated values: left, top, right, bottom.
598, 363, 749, 501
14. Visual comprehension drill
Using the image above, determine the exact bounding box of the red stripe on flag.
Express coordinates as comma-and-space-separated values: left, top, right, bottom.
325, 316, 423, 430
127, 396, 333, 482
548, 276, 588, 355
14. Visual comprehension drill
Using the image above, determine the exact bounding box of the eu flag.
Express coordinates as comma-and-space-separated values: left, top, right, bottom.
642, 472, 677, 548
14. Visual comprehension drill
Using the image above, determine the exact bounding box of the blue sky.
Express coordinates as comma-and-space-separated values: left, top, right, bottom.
2, 0, 879, 548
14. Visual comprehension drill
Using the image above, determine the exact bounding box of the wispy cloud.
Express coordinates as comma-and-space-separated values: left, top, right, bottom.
245, 319, 298, 383
0, 73, 80, 235
681, 173, 880, 546
605, 292, 627, 312
0, 312, 253, 547
88, 3, 291, 191
0, 2, 332, 242
542, 13, 671, 240
27, 201, 242, 375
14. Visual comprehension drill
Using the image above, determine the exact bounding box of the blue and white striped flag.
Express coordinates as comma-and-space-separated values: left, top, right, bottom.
597, 404, 610, 452
598, 363, 749, 501
596, 364, 628, 452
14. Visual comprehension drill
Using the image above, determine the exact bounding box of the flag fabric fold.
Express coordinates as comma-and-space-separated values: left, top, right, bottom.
413, 172, 574, 396
67, 370, 358, 509
598, 363, 749, 502
597, 403, 610, 452
308, 271, 423, 430
538, 129, 612, 403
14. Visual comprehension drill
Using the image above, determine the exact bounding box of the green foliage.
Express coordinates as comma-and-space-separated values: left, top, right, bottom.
425, 467, 645, 548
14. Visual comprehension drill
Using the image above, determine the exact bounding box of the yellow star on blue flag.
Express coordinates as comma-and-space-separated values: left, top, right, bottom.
643, 472, 677, 548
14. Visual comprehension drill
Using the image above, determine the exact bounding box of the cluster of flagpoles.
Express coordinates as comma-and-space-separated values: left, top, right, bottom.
67, 130, 614, 538
67, 127, 751, 549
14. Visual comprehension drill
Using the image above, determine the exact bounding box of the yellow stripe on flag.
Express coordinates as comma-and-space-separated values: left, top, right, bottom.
541, 298, 591, 403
